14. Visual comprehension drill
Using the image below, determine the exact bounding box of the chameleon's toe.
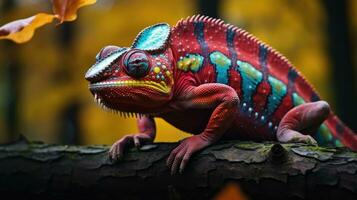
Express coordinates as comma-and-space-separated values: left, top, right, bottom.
108, 136, 130, 161
167, 143, 184, 174
109, 133, 155, 161
167, 143, 193, 175
171, 147, 187, 175
167, 135, 211, 175
302, 135, 318, 145
108, 143, 120, 161
289, 135, 317, 145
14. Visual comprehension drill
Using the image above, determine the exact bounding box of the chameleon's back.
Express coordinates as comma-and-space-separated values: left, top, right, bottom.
169, 15, 356, 149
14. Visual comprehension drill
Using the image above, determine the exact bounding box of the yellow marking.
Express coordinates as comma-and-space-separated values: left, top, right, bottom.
153, 66, 160, 74
90, 80, 171, 94
178, 62, 183, 68
183, 58, 191, 66
165, 71, 171, 76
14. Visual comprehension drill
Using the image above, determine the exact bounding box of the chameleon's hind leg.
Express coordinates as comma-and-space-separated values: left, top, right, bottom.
277, 101, 330, 144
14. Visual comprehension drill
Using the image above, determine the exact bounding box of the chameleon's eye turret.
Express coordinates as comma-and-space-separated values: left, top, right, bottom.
124, 50, 150, 78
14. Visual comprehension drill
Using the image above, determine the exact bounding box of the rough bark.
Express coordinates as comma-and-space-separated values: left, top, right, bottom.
1, 138, 357, 200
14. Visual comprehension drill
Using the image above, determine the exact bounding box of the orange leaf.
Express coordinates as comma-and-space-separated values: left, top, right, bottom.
52, 0, 97, 23
0, 13, 55, 43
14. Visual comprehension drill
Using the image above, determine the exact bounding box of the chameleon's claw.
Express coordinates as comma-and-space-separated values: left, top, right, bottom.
167, 135, 211, 175
133, 135, 142, 149
109, 133, 154, 162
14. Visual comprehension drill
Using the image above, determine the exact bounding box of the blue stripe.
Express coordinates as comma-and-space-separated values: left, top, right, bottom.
259, 44, 268, 79
194, 22, 209, 56
310, 93, 320, 102
226, 29, 237, 69
287, 68, 298, 91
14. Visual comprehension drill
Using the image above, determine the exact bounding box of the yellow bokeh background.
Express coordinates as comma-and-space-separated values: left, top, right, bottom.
0, 0, 355, 145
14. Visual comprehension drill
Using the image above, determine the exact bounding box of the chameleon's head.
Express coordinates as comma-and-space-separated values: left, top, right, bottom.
85, 23, 174, 114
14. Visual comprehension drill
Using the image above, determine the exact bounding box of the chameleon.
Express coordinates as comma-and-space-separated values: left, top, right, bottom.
85, 15, 357, 174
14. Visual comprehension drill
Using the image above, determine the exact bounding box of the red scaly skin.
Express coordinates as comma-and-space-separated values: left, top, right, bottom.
85, 15, 357, 175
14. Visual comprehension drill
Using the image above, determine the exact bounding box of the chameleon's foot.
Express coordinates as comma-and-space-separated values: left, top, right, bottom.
277, 101, 330, 145
290, 134, 317, 145
109, 133, 153, 161
278, 130, 317, 145
166, 135, 211, 175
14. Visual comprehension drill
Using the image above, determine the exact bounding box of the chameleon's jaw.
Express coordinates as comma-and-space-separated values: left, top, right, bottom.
92, 93, 149, 118
89, 79, 172, 114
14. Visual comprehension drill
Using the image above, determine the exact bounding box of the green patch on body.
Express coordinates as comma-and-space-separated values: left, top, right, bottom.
315, 124, 344, 148
267, 76, 287, 114
292, 92, 305, 106
177, 54, 204, 72
334, 139, 343, 147
209, 51, 231, 84
315, 124, 332, 145
237, 60, 263, 103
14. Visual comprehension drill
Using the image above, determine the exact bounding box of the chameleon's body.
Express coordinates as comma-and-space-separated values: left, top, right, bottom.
85, 15, 357, 174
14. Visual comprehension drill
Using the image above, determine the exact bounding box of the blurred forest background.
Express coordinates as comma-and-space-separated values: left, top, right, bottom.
0, 0, 356, 145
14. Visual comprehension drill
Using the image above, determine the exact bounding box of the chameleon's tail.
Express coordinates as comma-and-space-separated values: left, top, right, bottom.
322, 113, 357, 150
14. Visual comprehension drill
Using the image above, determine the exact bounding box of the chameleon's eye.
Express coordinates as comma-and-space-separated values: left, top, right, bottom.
124, 50, 150, 78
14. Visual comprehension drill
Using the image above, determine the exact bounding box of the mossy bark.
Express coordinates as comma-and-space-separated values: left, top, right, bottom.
1, 138, 357, 200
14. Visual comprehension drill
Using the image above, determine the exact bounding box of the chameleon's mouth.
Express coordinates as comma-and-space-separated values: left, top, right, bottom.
89, 80, 171, 94
89, 79, 172, 116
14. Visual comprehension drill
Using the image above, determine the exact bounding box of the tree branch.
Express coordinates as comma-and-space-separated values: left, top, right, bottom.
1, 138, 357, 199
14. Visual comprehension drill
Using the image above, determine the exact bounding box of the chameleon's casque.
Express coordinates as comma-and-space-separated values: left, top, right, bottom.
85, 15, 357, 174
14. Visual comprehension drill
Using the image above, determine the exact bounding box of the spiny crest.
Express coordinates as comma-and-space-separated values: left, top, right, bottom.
174, 15, 294, 67
172, 14, 320, 100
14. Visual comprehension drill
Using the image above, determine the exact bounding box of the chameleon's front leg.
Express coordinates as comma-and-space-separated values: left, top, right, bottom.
167, 83, 239, 174
109, 116, 156, 160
